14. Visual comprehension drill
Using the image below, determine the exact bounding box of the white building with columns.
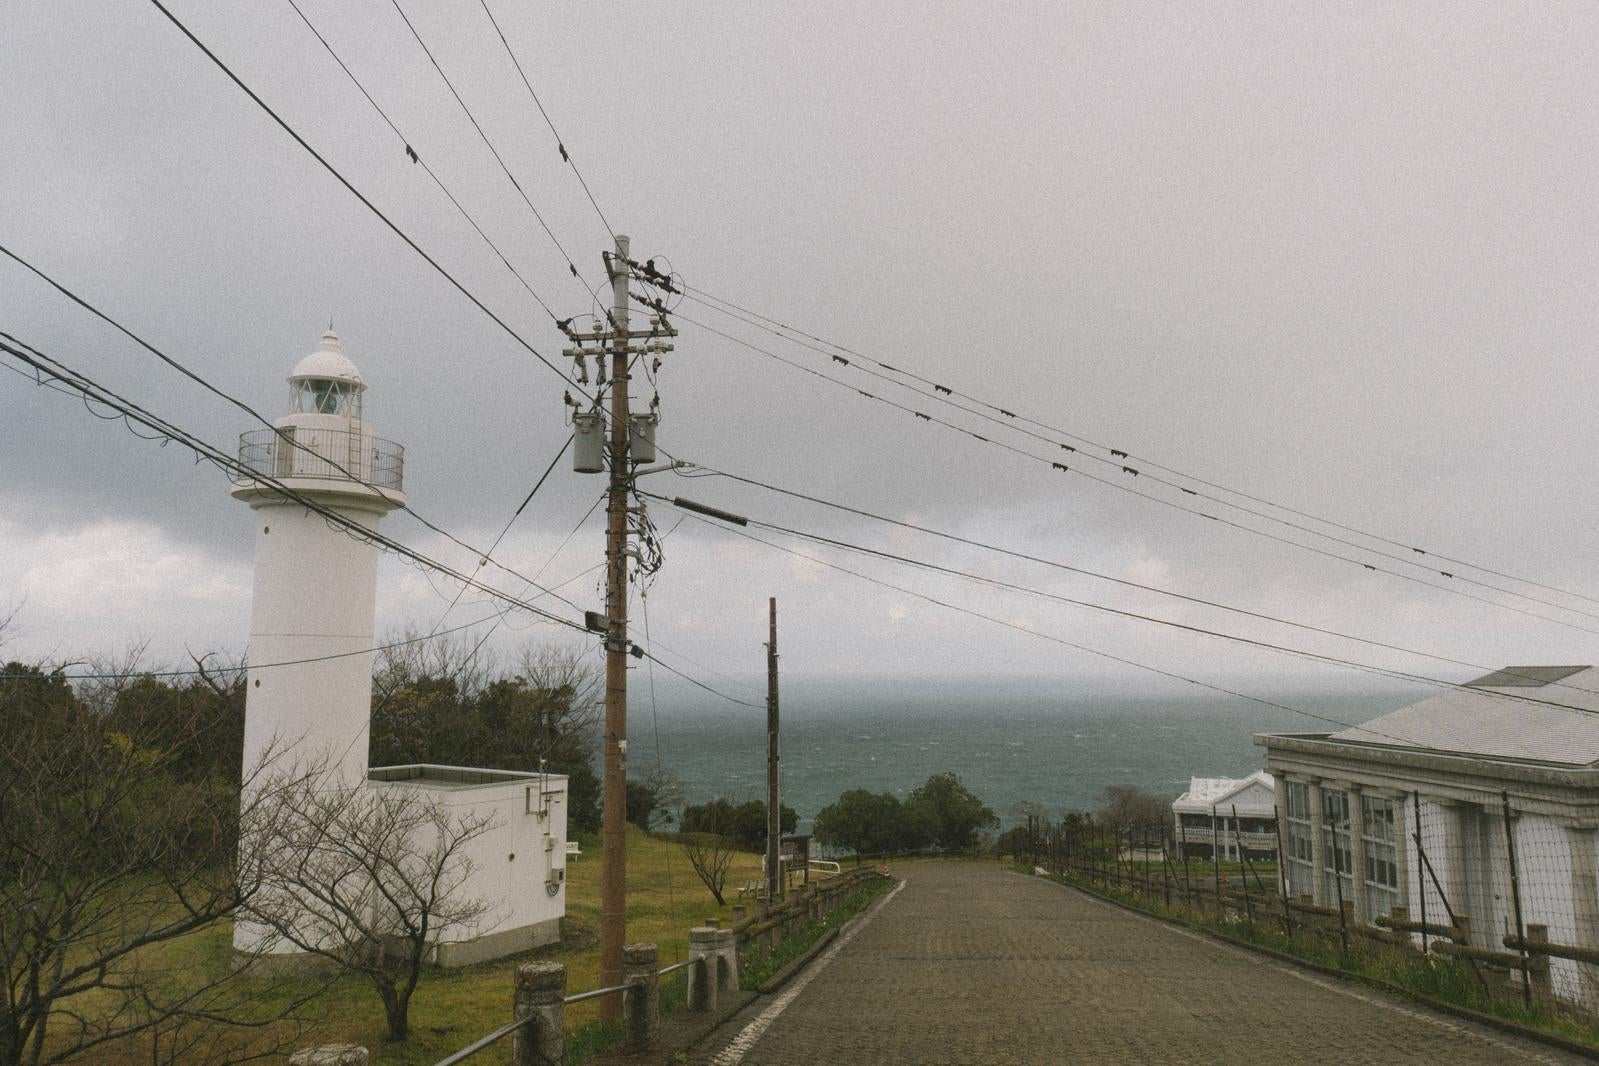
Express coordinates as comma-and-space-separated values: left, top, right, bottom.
1258, 665, 1599, 1010
1171, 771, 1277, 862
231, 331, 568, 967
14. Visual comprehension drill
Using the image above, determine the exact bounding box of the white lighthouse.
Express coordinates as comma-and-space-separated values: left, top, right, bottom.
231, 331, 405, 790
230, 332, 569, 968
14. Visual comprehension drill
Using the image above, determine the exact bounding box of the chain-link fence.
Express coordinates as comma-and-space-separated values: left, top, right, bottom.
1024, 780, 1599, 1027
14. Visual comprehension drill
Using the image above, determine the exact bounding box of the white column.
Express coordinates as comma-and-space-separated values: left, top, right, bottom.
1273, 774, 1296, 898
1390, 791, 1411, 914
1566, 826, 1599, 1010
1308, 780, 1326, 906
1441, 800, 1475, 944
1347, 786, 1369, 923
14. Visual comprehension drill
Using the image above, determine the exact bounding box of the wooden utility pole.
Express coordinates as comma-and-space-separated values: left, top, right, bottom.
557, 236, 676, 1021
766, 597, 781, 904
599, 233, 632, 1020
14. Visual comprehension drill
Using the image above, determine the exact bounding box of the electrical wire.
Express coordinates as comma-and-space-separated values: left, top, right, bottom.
2, 338, 755, 743
637, 586, 679, 951
473, 0, 617, 244
0, 333, 588, 636
0, 248, 584, 616
681, 283, 1599, 612
673, 463, 1599, 700
665, 511, 1584, 753
147, 0, 1594, 700
631, 643, 763, 709
0, 611, 504, 682
283, 0, 561, 321
645, 492, 1599, 720
402, 431, 575, 694
674, 308, 1599, 639
425, 432, 574, 638
143, 0, 590, 400
387, 0, 587, 291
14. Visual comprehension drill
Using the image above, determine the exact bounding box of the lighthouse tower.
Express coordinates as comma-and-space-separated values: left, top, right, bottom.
230, 332, 569, 969
231, 331, 405, 791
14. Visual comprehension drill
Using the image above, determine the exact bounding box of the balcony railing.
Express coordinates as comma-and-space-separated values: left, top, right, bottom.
237, 427, 404, 492
1175, 827, 1277, 850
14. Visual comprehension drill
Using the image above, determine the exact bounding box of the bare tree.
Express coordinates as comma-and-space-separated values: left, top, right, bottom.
0, 662, 323, 1066
371, 626, 498, 707
1098, 784, 1170, 833
0, 596, 21, 653
636, 766, 685, 831
512, 642, 602, 747
679, 833, 738, 907
1007, 799, 1046, 826
241, 779, 496, 1042
369, 637, 600, 768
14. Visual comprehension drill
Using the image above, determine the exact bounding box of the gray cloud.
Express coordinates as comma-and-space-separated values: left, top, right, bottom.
4, 2, 1597, 709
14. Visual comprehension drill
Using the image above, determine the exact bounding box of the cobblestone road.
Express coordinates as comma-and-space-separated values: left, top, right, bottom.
693, 861, 1590, 1065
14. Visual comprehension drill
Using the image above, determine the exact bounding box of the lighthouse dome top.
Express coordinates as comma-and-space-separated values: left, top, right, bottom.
287, 331, 366, 419
290, 331, 365, 388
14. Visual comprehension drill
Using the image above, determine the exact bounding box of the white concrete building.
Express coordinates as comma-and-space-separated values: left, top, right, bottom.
231, 332, 567, 966
1172, 771, 1277, 861
1258, 665, 1599, 1010
368, 764, 569, 966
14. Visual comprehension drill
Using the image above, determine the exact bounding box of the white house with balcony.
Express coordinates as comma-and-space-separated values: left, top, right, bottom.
1172, 771, 1277, 862
230, 331, 568, 968
1258, 665, 1599, 1012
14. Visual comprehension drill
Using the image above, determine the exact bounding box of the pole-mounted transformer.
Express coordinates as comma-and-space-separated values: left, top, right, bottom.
573, 410, 605, 473
629, 412, 658, 463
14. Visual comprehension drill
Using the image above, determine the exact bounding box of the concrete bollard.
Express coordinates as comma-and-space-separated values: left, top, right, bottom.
732, 906, 746, 922
687, 926, 738, 1012
622, 943, 661, 1053
512, 962, 565, 1066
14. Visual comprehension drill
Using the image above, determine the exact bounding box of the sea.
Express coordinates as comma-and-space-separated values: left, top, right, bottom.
631, 676, 1415, 832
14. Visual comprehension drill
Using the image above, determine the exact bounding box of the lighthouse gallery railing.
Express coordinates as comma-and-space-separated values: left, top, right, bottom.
237, 428, 405, 492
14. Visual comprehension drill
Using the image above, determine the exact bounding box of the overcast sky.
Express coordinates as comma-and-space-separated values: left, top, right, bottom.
5, 2, 1599, 724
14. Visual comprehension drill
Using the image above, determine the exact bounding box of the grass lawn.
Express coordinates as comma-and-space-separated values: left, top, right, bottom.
77, 827, 766, 1065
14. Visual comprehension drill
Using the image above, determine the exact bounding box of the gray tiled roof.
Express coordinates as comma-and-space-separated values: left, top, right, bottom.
1327, 666, 1599, 766
1464, 665, 1588, 688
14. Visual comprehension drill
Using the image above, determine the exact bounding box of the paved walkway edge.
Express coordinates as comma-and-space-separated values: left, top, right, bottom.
1025, 869, 1599, 1063
685, 877, 906, 1062
707, 879, 907, 1066
756, 927, 840, 994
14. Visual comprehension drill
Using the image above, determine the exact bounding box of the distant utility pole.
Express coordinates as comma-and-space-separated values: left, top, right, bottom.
766, 597, 781, 904
559, 234, 677, 1021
